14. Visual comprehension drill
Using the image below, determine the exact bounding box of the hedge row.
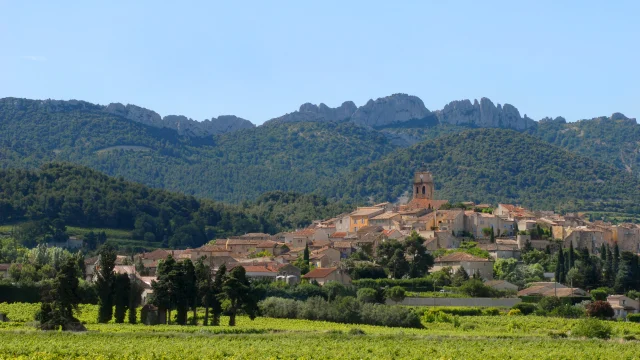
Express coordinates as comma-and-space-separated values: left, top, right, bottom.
0, 282, 97, 304
259, 296, 422, 328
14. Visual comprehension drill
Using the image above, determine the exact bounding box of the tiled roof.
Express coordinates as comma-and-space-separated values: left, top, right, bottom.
332, 241, 353, 248
114, 265, 136, 276
141, 249, 170, 260
311, 240, 331, 247
350, 207, 384, 217
357, 226, 383, 234
371, 212, 400, 220
0, 263, 12, 271
226, 239, 261, 245
292, 229, 316, 237
405, 199, 449, 211
435, 252, 491, 262
302, 267, 337, 279
256, 241, 278, 248
329, 232, 347, 238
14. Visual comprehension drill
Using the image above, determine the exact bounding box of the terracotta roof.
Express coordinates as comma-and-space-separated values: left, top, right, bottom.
84, 256, 99, 265
302, 267, 337, 279
484, 280, 516, 288
242, 265, 278, 273
0, 263, 12, 271
382, 229, 398, 236
138, 276, 157, 287
357, 226, 383, 234
405, 199, 449, 211
292, 229, 316, 237
311, 240, 331, 247
114, 265, 136, 276
141, 249, 170, 260
196, 244, 227, 252
435, 252, 491, 262
256, 241, 278, 248
350, 207, 384, 217
329, 232, 347, 238
332, 241, 353, 248
226, 239, 261, 245
478, 244, 519, 251
371, 212, 400, 220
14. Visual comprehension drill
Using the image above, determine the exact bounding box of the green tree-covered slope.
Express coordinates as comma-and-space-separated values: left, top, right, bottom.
333, 129, 640, 213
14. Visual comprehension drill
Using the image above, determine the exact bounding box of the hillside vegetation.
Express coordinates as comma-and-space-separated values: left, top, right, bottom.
335, 129, 640, 213
0, 164, 350, 249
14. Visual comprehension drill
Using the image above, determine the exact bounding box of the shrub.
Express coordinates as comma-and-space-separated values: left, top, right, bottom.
550, 304, 585, 319
571, 319, 612, 339
348, 328, 366, 335
586, 301, 614, 319
385, 286, 406, 303
548, 330, 568, 338
627, 313, 640, 323
259, 296, 422, 328
538, 296, 562, 312
508, 309, 522, 316
418, 307, 483, 317
357, 288, 378, 304
459, 279, 498, 297
482, 307, 501, 316
512, 303, 536, 315
461, 323, 476, 331
590, 289, 607, 302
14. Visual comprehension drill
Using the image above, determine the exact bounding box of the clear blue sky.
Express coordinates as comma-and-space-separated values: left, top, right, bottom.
1, 1, 638, 124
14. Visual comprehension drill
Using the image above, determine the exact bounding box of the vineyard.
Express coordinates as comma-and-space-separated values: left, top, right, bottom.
2, 303, 640, 359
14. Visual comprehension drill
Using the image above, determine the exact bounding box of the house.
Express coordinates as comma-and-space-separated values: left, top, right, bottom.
382, 229, 403, 240
309, 240, 331, 251
420, 210, 464, 235
137, 249, 170, 266
227, 263, 301, 283
369, 212, 402, 229
349, 207, 385, 233
421, 231, 461, 251
312, 228, 334, 242
517, 282, 587, 297
302, 267, 352, 285
224, 239, 260, 255
309, 247, 341, 268
464, 211, 500, 239
558, 227, 606, 253
283, 229, 315, 248
495, 204, 535, 220
478, 243, 521, 260
484, 280, 518, 292
612, 224, 640, 253
332, 241, 354, 258
432, 252, 494, 280
84, 256, 99, 281
329, 232, 347, 242
607, 295, 640, 319
237, 233, 272, 241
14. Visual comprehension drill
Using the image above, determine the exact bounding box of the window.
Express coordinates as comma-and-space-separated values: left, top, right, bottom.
422, 186, 426, 195
354, 227, 358, 232
361, 219, 365, 224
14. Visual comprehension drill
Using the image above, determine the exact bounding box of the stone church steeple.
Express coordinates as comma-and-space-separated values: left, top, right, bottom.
413, 170, 434, 200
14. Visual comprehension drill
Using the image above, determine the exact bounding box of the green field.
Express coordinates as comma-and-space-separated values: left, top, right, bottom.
1, 303, 640, 359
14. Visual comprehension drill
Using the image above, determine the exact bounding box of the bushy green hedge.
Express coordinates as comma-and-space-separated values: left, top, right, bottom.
259, 296, 422, 328
627, 313, 640, 323
512, 303, 537, 315
353, 278, 436, 292
413, 306, 501, 317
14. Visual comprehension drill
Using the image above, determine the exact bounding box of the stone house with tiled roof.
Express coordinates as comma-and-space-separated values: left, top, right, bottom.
302, 267, 351, 285
432, 252, 494, 280
608, 295, 640, 319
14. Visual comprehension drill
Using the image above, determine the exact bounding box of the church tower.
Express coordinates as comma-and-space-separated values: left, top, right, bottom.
413, 171, 434, 200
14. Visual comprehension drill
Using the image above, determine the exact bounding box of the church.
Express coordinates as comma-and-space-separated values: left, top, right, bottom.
404, 170, 449, 210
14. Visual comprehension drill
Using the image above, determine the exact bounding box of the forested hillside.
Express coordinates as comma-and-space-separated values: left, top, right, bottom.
1, 97, 640, 214
333, 129, 640, 213
0, 164, 350, 248
0, 98, 394, 202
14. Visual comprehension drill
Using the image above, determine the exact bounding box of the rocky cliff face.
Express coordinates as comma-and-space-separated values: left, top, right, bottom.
266, 101, 357, 125
435, 98, 537, 130
350, 94, 431, 127
105, 103, 254, 136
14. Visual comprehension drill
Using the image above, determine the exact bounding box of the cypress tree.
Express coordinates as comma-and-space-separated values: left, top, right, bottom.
96, 245, 117, 323
211, 264, 226, 326
600, 243, 607, 261
605, 246, 613, 285
113, 273, 131, 323
613, 243, 620, 274
555, 248, 565, 284
490, 227, 495, 243
568, 242, 575, 269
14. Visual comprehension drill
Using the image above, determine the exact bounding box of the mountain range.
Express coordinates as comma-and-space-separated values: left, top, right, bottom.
1, 94, 639, 215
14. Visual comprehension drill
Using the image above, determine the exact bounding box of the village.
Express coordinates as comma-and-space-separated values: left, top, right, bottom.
54, 170, 639, 319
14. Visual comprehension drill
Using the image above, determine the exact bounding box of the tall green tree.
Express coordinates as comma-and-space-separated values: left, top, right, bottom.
195, 257, 212, 326
613, 243, 620, 274
600, 243, 607, 261
211, 264, 225, 326
221, 266, 258, 326
568, 242, 575, 269
388, 248, 410, 279
96, 245, 117, 323
128, 278, 144, 324
180, 259, 197, 325
404, 231, 434, 278
38, 257, 81, 330
151, 255, 178, 324
604, 246, 614, 285
113, 273, 131, 323
490, 227, 495, 243
555, 248, 565, 284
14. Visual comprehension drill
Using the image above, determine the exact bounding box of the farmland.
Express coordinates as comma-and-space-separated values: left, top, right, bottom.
2, 303, 640, 359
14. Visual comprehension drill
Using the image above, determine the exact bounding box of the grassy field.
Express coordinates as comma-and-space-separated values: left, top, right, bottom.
2, 303, 640, 359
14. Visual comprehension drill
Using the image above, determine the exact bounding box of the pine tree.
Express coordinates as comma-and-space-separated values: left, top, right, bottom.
303, 243, 310, 265
211, 264, 225, 326
452, 266, 469, 286
555, 248, 565, 284
490, 227, 495, 243
221, 266, 258, 326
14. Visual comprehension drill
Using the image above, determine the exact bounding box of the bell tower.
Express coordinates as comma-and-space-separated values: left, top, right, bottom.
413, 170, 434, 200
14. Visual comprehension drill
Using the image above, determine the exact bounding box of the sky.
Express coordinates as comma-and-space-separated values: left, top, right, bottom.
0, 1, 638, 125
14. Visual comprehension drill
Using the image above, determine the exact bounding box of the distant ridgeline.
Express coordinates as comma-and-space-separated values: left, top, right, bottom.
0, 95, 639, 213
